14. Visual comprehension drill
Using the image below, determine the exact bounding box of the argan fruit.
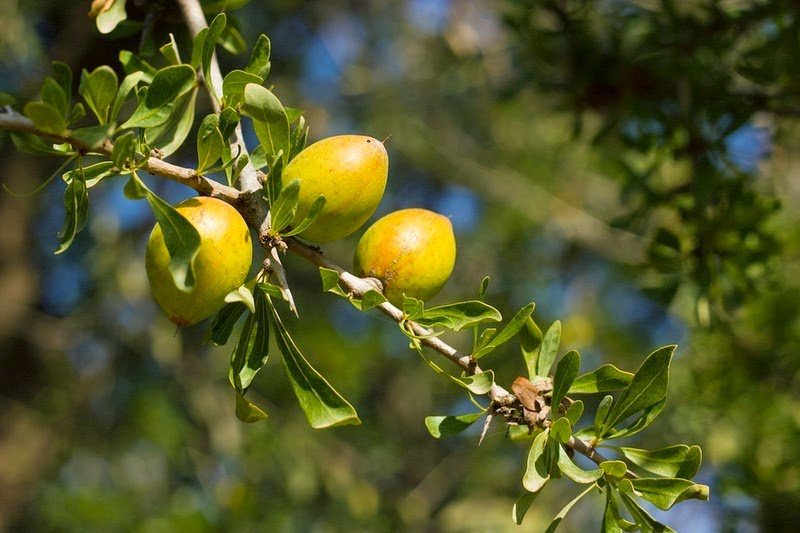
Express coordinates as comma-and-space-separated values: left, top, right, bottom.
146, 197, 252, 326
282, 135, 388, 243
353, 208, 456, 306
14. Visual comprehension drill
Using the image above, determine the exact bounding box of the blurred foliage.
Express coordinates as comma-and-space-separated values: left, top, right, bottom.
1, 0, 799, 531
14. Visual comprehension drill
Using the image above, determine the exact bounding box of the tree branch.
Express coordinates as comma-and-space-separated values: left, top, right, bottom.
0, 111, 240, 203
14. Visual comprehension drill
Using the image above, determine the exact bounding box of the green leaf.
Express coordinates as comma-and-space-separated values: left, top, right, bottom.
618, 478, 709, 511
51, 61, 72, 99
551, 350, 580, 415
550, 417, 572, 443
234, 391, 268, 423
544, 484, 596, 533
68, 103, 86, 125
122, 65, 196, 128
24, 102, 66, 134
569, 364, 634, 394
565, 400, 583, 425
70, 124, 112, 149
282, 195, 326, 236
257, 282, 285, 300
617, 445, 702, 479
475, 328, 497, 350
477, 276, 490, 300
424, 412, 484, 439
523, 430, 553, 493
414, 347, 494, 394
600, 460, 628, 479
220, 21, 247, 54
318, 267, 347, 297
619, 492, 676, 532
202, 14, 227, 98
55, 168, 88, 254
601, 345, 675, 434
95, 0, 127, 34
473, 302, 534, 358
608, 399, 668, 442
10, 132, 67, 156
512, 490, 541, 525
241, 83, 290, 163
289, 116, 309, 159
196, 114, 224, 174
270, 179, 300, 232
222, 69, 263, 108
0, 92, 17, 106
352, 289, 387, 312
229, 288, 270, 391
207, 302, 247, 346
268, 298, 361, 428
110, 71, 145, 124
225, 285, 255, 313
603, 490, 638, 532
145, 88, 198, 157
402, 296, 425, 319
415, 300, 502, 331
131, 172, 200, 290
112, 131, 137, 170
595, 395, 613, 431
41, 77, 68, 116
520, 317, 543, 378
557, 446, 602, 483
159, 33, 181, 65
245, 34, 271, 79
119, 50, 156, 83
79, 66, 119, 124
536, 320, 561, 377
218, 108, 240, 139
64, 161, 115, 189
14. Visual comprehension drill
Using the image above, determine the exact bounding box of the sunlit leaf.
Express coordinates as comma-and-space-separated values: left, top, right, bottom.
551, 350, 580, 415
536, 320, 561, 377
618, 478, 709, 511
618, 445, 702, 479
473, 302, 534, 358
241, 83, 290, 163
415, 300, 502, 331
424, 411, 484, 439
79, 66, 118, 124
569, 364, 634, 394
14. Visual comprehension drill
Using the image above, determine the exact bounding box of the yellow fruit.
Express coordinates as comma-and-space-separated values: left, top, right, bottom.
146, 197, 252, 326
353, 208, 456, 306
282, 135, 388, 243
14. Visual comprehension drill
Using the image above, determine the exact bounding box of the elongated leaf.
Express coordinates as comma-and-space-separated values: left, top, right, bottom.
544, 484, 596, 533
196, 114, 224, 173
512, 490, 541, 525
415, 300, 502, 331
145, 88, 198, 157
523, 430, 552, 492
119, 50, 156, 82
619, 445, 701, 479
569, 364, 634, 394
600, 460, 628, 479
557, 446, 602, 483
222, 69, 262, 108
521, 317, 543, 377
159, 33, 181, 64
24, 102, 66, 134
603, 490, 638, 532
550, 417, 572, 443
595, 394, 613, 430
235, 391, 268, 423
536, 320, 561, 377
112, 131, 137, 170
551, 350, 580, 415
602, 345, 675, 434
51, 61, 72, 101
619, 478, 709, 511
79, 66, 118, 124
229, 288, 270, 391
424, 412, 484, 439
41, 77, 68, 116
202, 14, 227, 98
55, 170, 88, 254
270, 179, 300, 231
473, 302, 534, 358
245, 34, 271, 79
282, 195, 326, 236
11, 132, 68, 156
241, 83, 290, 163
619, 493, 676, 532
110, 71, 144, 124
349, 289, 387, 312
63, 161, 115, 188
220, 21, 247, 54
268, 299, 360, 428
207, 302, 247, 346
225, 285, 255, 313
565, 400, 583, 425
70, 124, 112, 149
122, 65, 196, 128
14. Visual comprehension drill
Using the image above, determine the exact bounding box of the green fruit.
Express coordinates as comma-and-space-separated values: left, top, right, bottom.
354, 208, 456, 306
146, 197, 252, 326
282, 135, 388, 243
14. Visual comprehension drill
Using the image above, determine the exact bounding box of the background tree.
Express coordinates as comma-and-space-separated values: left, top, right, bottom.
0, 0, 797, 531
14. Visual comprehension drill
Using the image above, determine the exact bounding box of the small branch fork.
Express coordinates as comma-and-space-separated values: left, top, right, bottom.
0, 0, 632, 478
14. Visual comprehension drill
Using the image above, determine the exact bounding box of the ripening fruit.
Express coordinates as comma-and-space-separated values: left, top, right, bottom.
353, 208, 456, 306
282, 135, 388, 243
146, 197, 252, 326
